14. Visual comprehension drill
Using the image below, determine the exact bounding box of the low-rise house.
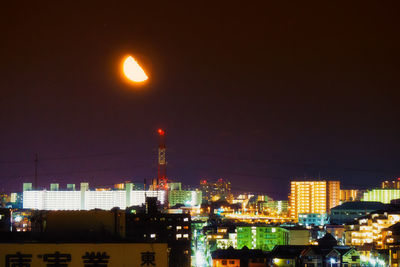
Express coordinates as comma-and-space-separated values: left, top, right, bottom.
325, 247, 361, 267
300, 246, 326, 266
212, 246, 269, 267
269, 245, 307, 267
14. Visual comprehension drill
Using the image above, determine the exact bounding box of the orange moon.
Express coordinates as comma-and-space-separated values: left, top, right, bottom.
122, 56, 148, 83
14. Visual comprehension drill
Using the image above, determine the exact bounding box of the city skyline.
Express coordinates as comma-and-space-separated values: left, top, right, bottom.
1, 2, 400, 199
3, 2, 400, 267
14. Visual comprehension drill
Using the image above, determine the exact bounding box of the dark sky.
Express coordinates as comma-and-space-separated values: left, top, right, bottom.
1, 2, 400, 199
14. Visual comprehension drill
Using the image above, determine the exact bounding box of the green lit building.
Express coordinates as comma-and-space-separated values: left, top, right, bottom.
168, 190, 202, 207
362, 189, 400, 204
263, 200, 289, 215
237, 226, 289, 251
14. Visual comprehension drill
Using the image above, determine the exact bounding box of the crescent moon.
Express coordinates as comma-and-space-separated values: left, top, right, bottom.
122, 56, 148, 83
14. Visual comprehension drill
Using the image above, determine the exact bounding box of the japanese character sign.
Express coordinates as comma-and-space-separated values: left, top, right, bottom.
141, 251, 155, 266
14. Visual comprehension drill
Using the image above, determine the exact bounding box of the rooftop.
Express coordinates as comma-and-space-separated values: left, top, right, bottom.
331, 201, 386, 211
212, 246, 268, 260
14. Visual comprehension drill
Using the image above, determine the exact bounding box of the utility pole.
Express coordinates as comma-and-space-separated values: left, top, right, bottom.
34, 153, 38, 190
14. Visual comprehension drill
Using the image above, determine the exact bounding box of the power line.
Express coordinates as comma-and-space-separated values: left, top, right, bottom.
0, 150, 148, 164
194, 152, 400, 175
1, 150, 399, 175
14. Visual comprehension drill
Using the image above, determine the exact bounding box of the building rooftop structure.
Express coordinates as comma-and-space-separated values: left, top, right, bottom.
330, 201, 387, 225
332, 201, 386, 210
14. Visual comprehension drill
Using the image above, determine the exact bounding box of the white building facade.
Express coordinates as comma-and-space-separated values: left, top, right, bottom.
23, 182, 166, 210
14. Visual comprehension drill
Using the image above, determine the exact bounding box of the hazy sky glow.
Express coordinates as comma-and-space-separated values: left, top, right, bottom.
1, 2, 400, 198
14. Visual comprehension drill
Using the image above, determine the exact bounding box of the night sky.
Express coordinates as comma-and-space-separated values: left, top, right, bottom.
1, 2, 400, 199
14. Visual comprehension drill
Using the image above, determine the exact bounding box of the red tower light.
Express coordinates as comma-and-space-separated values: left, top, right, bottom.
158, 129, 165, 136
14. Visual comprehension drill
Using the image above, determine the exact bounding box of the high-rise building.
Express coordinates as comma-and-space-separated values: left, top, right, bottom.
362, 189, 400, 204
327, 181, 340, 211
200, 179, 232, 203
382, 178, 400, 189
340, 189, 362, 203
289, 180, 340, 219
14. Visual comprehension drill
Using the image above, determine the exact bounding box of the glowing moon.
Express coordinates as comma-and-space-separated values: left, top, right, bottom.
122, 56, 148, 83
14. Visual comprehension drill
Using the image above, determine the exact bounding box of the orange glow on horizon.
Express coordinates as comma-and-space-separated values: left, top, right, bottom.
122, 56, 148, 83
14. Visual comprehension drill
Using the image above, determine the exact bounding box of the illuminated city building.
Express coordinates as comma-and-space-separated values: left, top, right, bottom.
216, 232, 237, 250
345, 210, 400, 249
0, 194, 9, 207
330, 201, 386, 225
327, 181, 340, 211
11, 210, 32, 232
298, 213, 328, 227
23, 182, 201, 211
382, 178, 400, 189
23, 182, 166, 210
269, 244, 362, 267
232, 194, 254, 207
263, 200, 288, 216
289, 180, 340, 219
204, 226, 235, 253
10, 193, 19, 203
284, 226, 311, 245
9, 192, 23, 208
323, 247, 361, 267
114, 182, 126, 190
212, 247, 269, 267
389, 243, 400, 267
66, 183, 75, 190
168, 190, 202, 207
382, 222, 400, 249
200, 179, 232, 203
340, 189, 362, 203
362, 189, 400, 204
23, 183, 33, 191
236, 226, 289, 251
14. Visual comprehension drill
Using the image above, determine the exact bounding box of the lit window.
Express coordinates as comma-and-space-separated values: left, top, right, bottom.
176, 234, 182, 239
